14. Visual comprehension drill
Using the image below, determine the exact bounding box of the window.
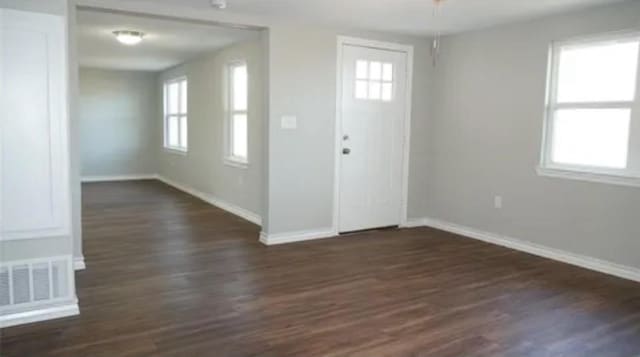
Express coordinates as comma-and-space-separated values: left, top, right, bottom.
355, 60, 394, 101
541, 32, 640, 185
164, 77, 188, 152
226, 62, 248, 165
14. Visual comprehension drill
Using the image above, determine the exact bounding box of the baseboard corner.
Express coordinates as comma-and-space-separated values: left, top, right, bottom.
402, 218, 428, 228
73, 256, 86, 271
259, 232, 270, 245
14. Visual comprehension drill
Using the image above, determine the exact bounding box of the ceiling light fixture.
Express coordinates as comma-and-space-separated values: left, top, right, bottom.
113, 30, 145, 46
211, 0, 227, 9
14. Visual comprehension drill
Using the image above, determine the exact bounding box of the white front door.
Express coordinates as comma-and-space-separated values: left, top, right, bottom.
338, 43, 409, 233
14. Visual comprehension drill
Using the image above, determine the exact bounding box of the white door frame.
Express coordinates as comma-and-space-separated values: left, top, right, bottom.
333, 36, 414, 235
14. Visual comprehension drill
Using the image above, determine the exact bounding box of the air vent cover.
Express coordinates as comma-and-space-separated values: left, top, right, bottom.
0, 256, 72, 311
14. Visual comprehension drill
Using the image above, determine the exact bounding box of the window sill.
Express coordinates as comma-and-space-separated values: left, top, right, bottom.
224, 158, 249, 169
537, 166, 640, 188
164, 147, 188, 156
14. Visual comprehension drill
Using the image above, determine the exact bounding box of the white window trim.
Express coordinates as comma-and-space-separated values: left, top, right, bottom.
538, 30, 640, 188
224, 61, 249, 168
163, 76, 188, 153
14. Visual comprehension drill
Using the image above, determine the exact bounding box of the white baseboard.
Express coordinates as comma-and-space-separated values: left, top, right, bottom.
156, 175, 262, 226
260, 229, 337, 246
414, 217, 640, 283
73, 256, 86, 271
402, 218, 428, 228
82, 174, 157, 183
0, 302, 79, 329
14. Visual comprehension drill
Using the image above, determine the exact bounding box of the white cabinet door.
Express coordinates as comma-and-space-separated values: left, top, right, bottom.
0, 8, 70, 240
338, 45, 408, 233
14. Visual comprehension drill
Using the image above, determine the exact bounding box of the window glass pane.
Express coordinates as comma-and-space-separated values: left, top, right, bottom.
180, 116, 188, 148
232, 65, 248, 111
551, 108, 631, 169
382, 63, 393, 81
355, 80, 368, 99
381, 83, 393, 101
168, 116, 179, 147
232, 114, 248, 159
369, 61, 382, 80
356, 60, 368, 79
557, 40, 640, 103
180, 80, 187, 113
369, 81, 381, 100
167, 82, 179, 114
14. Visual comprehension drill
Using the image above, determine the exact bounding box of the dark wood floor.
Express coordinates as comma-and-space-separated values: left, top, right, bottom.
2, 180, 640, 357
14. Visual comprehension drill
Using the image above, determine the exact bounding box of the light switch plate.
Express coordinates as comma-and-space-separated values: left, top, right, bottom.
281, 115, 297, 129
494, 195, 503, 209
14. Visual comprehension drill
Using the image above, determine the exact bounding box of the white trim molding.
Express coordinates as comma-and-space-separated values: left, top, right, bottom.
401, 218, 429, 228
81, 174, 158, 183
73, 256, 86, 270
537, 167, 640, 188
259, 229, 337, 246
333, 36, 414, 234
0, 302, 79, 329
410, 217, 640, 283
156, 175, 261, 226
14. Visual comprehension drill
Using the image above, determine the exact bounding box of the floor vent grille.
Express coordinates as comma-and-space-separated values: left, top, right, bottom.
0, 256, 72, 311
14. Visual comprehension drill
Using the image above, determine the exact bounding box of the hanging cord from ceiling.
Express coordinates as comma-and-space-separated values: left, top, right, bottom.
431, 0, 446, 66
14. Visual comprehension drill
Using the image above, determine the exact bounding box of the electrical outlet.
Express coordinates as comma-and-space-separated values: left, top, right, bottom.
494, 195, 503, 209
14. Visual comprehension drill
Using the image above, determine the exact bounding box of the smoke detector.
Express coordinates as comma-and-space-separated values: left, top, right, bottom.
211, 0, 227, 9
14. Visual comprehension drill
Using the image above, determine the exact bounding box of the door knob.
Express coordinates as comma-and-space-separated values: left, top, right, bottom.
343, 148, 351, 155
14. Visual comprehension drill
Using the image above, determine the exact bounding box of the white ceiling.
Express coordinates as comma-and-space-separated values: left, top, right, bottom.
77, 10, 260, 71
95, 0, 628, 36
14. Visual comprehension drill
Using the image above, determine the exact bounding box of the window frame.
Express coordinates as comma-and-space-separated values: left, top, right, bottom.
539, 30, 640, 187
163, 76, 188, 153
224, 60, 249, 168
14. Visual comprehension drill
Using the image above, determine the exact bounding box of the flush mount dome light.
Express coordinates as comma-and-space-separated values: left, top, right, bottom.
113, 30, 144, 45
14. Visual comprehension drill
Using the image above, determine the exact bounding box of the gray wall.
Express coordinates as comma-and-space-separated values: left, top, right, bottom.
264, 26, 434, 234
157, 38, 265, 217
427, 1, 640, 269
79, 68, 158, 177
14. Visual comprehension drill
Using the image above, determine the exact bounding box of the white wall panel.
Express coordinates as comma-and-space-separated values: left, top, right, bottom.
1, 9, 70, 241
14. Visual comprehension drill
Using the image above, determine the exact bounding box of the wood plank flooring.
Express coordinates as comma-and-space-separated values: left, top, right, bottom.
1, 180, 640, 356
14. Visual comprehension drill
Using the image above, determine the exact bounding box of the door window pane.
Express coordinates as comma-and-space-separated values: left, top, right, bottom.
369, 61, 382, 80
382, 63, 393, 81
355, 80, 368, 99
354, 60, 395, 101
381, 83, 393, 102
551, 108, 631, 169
356, 60, 369, 79
369, 81, 381, 100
